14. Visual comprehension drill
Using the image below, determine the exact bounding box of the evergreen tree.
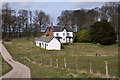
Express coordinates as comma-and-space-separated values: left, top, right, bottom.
90, 19, 116, 45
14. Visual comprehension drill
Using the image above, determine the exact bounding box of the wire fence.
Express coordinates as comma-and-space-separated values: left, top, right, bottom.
26, 56, 111, 78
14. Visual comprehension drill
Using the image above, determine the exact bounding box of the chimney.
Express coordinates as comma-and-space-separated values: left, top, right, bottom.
69, 21, 71, 28
51, 23, 53, 28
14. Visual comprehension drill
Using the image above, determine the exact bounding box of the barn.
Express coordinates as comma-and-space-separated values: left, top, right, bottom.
35, 36, 61, 50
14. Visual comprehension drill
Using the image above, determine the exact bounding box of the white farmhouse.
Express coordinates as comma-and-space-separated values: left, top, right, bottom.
45, 23, 73, 43
35, 36, 61, 50
53, 26, 73, 43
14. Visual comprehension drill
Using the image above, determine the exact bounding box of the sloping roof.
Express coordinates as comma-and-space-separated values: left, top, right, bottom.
44, 27, 52, 33
52, 26, 73, 32
36, 36, 54, 43
45, 26, 73, 32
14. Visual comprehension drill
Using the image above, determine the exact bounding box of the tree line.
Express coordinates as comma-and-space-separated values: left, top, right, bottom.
1, 3, 50, 38
57, 2, 119, 45
1, 2, 119, 39
57, 2, 119, 32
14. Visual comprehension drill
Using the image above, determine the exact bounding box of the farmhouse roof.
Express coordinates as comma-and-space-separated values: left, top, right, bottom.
36, 36, 54, 43
52, 26, 73, 32
45, 26, 73, 32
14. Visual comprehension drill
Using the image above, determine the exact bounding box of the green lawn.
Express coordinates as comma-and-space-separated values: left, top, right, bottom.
0, 53, 12, 76
3, 37, 119, 78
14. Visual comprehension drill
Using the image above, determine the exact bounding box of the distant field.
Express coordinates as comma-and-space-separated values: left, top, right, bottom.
3, 37, 118, 78
0, 53, 12, 76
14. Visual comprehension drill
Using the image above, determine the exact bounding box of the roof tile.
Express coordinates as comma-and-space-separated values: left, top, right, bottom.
36, 36, 54, 43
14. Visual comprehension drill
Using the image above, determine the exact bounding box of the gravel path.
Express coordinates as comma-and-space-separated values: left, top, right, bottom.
0, 41, 31, 79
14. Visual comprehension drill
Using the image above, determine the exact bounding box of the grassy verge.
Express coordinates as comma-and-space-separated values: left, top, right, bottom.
3, 37, 118, 78
2, 59, 12, 75
21, 57, 99, 78
0, 54, 12, 76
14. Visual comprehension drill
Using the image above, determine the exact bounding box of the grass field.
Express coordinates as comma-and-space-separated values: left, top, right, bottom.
3, 37, 119, 78
0, 53, 12, 76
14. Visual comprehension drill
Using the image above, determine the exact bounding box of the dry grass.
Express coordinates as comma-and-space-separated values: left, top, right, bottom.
3, 38, 118, 78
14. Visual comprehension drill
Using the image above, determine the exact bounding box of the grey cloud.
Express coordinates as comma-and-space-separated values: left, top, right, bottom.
5, 2, 105, 25
71, 2, 105, 9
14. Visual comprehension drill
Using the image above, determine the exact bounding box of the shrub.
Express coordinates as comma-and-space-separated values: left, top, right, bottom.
46, 34, 49, 36
90, 19, 116, 45
75, 30, 91, 43
4, 37, 11, 42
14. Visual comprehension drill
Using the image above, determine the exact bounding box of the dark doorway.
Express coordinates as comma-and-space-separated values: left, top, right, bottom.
39, 43, 41, 47
45, 44, 46, 49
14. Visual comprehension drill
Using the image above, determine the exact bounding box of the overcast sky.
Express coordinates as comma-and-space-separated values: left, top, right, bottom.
1, 0, 119, 25
5, 2, 107, 25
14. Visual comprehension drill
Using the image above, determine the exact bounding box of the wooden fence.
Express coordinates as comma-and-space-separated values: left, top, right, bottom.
27, 57, 109, 77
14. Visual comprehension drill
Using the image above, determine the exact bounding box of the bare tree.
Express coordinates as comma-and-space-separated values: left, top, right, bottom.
100, 2, 119, 31
85, 9, 99, 30
33, 10, 50, 35
18, 9, 28, 37
57, 10, 72, 26
10, 10, 17, 37
2, 3, 11, 37
29, 10, 33, 36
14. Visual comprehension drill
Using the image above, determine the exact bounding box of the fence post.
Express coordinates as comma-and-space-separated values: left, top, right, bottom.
56, 59, 58, 68
50, 58, 52, 66
105, 60, 109, 77
64, 58, 67, 68
88, 60, 95, 74
75, 59, 78, 72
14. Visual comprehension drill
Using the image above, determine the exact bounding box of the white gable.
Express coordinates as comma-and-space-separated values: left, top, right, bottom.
48, 37, 61, 50
36, 37, 61, 50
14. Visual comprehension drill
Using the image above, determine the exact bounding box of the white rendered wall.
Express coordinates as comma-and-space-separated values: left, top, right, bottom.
53, 29, 73, 43
35, 38, 61, 50
48, 38, 61, 50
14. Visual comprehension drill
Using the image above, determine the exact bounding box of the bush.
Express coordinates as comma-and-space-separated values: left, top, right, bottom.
46, 34, 49, 36
90, 19, 116, 45
4, 37, 11, 42
75, 30, 91, 42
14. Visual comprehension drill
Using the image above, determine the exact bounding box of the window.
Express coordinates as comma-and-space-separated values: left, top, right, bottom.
56, 33, 59, 36
69, 38, 70, 41
63, 33, 65, 36
63, 38, 65, 41
67, 33, 69, 36
42, 43, 44, 46
39, 43, 41, 46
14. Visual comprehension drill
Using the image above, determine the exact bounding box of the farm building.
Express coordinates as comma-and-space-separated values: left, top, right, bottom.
35, 36, 61, 50
45, 23, 73, 43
